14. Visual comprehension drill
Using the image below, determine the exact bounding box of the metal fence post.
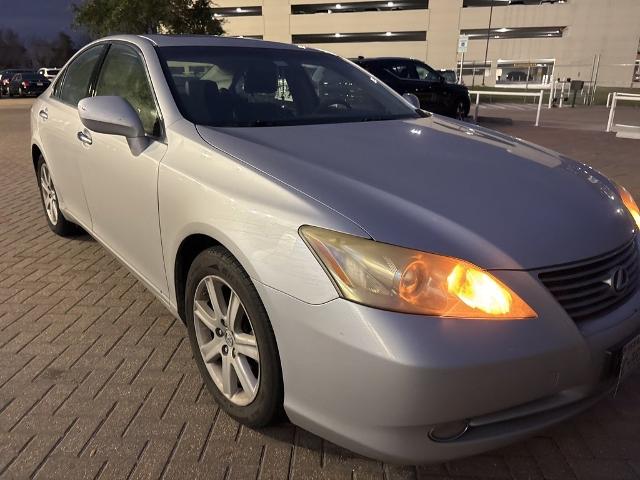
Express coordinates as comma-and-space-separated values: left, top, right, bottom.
474, 92, 480, 122
536, 90, 543, 127
548, 80, 554, 109
559, 82, 565, 108
606, 93, 617, 133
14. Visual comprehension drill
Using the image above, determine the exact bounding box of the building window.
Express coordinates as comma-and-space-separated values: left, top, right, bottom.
460, 61, 491, 86
463, 0, 565, 7
292, 1, 428, 15
292, 31, 427, 44
212, 6, 262, 18
461, 26, 565, 40
496, 60, 554, 84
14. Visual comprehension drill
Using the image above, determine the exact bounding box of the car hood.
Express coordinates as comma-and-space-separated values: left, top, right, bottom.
196, 116, 635, 270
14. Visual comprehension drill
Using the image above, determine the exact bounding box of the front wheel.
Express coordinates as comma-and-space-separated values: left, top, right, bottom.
185, 247, 283, 427
454, 98, 469, 120
36, 156, 80, 236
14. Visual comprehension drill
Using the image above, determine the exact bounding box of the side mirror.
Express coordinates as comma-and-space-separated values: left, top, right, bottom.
402, 92, 421, 109
78, 96, 149, 155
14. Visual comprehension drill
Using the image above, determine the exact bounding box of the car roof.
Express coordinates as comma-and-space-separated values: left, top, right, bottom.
100, 34, 307, 52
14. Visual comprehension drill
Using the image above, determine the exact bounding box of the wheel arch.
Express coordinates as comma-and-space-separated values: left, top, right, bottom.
31, 144, 42, 172
174, 233, 222, 323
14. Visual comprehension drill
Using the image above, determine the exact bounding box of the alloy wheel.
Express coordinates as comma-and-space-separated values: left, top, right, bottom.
40, 163, 59, 225
193, 275, 260, 406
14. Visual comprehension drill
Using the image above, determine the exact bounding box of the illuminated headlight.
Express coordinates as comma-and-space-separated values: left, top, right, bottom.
300, 226, 536, 319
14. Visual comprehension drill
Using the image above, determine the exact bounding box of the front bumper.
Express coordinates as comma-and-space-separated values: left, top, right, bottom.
255, 269, 640, 464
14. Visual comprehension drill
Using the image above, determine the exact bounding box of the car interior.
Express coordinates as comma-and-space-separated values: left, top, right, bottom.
160, 49, 409, 127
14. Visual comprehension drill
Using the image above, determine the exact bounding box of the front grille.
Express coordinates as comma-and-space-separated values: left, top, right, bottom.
539, 237, 640, 322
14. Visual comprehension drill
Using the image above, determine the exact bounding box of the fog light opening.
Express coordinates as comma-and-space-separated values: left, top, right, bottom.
428, 420, 470, 442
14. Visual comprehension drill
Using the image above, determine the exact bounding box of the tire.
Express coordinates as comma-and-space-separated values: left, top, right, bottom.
185, 246, 283, 427
36, 156, 80, 236
453, 98, 469, 120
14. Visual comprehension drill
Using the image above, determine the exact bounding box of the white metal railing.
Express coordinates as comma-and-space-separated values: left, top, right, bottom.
607, 91, 640, 108
549, 80, 566, 108
469, 90, 545, 126
606, 92, 640, 132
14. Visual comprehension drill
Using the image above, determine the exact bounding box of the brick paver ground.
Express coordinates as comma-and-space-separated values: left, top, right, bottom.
0, 98, 639, 479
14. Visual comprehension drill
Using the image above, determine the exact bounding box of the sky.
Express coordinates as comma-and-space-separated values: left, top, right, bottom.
0, 0, 84, 42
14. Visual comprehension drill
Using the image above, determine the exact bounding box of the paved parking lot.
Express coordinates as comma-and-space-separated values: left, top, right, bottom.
1, 98, 639, 479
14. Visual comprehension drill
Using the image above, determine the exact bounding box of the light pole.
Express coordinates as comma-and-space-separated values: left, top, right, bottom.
482, 1, 494, 86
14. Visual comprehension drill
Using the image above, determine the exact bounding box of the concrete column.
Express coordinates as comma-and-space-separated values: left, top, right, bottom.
426, 0, 462, 69
262, 0, 291, 43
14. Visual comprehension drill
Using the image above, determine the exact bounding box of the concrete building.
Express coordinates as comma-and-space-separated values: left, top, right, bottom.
211, 0, 640, 88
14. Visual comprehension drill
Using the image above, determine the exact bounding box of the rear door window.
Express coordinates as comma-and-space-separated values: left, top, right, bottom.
386, 61, 418, 80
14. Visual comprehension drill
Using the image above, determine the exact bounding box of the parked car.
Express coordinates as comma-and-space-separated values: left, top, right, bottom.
438, 68, 458, 84
8, 72, 50, 97
0, 69, 33, 96
38, 67, 61, 80
353, 57, 470, 119
31, 35, 640, 464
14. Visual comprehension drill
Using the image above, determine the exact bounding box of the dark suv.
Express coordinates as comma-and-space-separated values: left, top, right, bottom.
353, 57, 470, 119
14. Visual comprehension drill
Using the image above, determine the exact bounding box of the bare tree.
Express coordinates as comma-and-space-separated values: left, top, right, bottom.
0, 29, 28, 68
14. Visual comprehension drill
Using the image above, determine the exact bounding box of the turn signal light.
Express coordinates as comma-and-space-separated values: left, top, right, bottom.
617, 185, 640, 230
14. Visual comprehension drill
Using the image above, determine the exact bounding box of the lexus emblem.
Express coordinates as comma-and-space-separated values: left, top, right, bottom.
608, 267, 630, 293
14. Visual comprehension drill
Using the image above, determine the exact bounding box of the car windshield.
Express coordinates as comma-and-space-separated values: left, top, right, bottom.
157, 46, 420, 127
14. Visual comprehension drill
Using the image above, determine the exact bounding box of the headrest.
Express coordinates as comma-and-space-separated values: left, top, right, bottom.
184, 79, 219, 99
243, 63, 278, 94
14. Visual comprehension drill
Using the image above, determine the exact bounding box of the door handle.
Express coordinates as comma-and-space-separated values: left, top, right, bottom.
38, 109, 48, 120
77, 130, 93, 146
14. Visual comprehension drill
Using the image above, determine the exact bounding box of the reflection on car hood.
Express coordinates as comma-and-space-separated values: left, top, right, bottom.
196, 116, 635, 270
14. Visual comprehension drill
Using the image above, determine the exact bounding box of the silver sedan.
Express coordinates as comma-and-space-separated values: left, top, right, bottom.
30, 34, 640, 464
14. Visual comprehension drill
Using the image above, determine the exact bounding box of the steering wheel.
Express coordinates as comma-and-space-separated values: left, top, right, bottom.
316, 98, 352, 113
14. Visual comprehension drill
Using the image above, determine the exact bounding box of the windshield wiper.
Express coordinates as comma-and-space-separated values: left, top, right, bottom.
359, 112, 426, 122
358, 115, 394, 122
247, 120, 291, 127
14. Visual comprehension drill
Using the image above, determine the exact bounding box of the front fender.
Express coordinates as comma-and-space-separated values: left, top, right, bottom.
159, 122, 367, 309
